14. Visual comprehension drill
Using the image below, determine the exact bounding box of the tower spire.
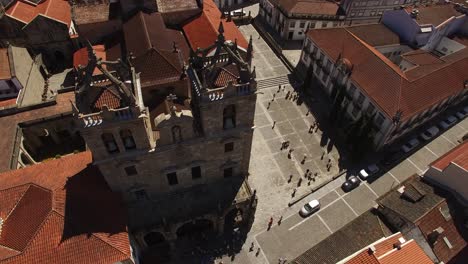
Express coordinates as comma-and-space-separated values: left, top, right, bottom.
246, 35, 253, 63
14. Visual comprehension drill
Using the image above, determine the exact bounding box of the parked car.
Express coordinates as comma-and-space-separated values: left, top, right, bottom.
420, 126, 440, 141
455, 106, 468, 119
359, 164, 380, 180
224, 9, 246, 17
341, 176, 360, 192
438, 115, 458, 130
401, 138, 420, 153
299, 199, 320, 217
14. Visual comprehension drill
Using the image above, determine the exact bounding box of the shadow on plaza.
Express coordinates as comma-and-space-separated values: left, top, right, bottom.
169, 216, 256, 264
292, 77, 353, 175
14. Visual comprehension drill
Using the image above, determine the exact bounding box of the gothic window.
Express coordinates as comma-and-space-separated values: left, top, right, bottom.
223, 105, 236, 129
102, 133, 119, 153
172, 126, 183, 143
120, 129, 136, 150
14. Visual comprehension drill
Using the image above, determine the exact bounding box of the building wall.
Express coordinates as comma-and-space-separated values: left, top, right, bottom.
300, 37, 393, 149
259, 0, 344, 41
214, 0, 250, 10
342, 0, 424, 25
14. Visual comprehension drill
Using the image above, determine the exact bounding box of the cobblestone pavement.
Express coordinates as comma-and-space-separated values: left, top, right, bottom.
238, 24, 290, 80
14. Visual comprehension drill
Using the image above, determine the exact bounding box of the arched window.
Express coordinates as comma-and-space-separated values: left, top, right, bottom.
102, 133, 119, 153
120, 129, 136, 150
172, 126, 182, 143
223, 105, 236, 129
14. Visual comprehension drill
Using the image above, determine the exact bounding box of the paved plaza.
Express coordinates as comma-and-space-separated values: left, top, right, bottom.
211, 19, 468, 264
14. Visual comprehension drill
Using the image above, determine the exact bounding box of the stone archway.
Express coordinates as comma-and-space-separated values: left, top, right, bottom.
141, 231, 171, 263
176, 219, 214, 239
224, 208, 243, 234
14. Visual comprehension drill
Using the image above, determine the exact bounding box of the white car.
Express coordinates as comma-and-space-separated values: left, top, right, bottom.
455, 106, 468, 119
224, 9, 246, 17
420, 126, 439, 141
359, 164, 380, 180
401, 138, 420, 153
299, 199, 320, 217
438, 115, 458, 130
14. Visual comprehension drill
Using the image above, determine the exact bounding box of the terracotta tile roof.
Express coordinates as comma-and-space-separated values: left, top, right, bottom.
377, 240, 433, 264
5, 0, 71, 27
342, 233, 403, 264
307, 26, 468, 121
123, 12, 189, 61
294, 211, 392, 264
93, 87, 121, 110
214, 65, 239, 87
377, 175, 445, 223
346, 24, 401, 47
183, 0, 248, 51
0, 185, 52, 252
0, 185, 29, 219
430, 141, 468, 171
405, 4, 464, 26
277, 0, 339, 15
416, 201, 467, 263
0, 152, 131, 263
156, 0, 199, 13
133, 48, 182, 87
0, 98, 17, 108
73, 45, 106, 75
0, 49, 12, 80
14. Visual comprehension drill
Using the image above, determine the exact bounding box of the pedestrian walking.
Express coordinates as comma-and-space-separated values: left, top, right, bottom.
297, 178, 302, 187
280, 141, 285, 150
292, 188, 297, 197
256, 248, 261, 257
301, 155, 307, 164
267, 216, 273, 230
278, 216, 283, 225
272, 121, 276, 129
249, 242, 255, 252
286, 91, 291, 99
306, 110, 309, 116
284, 141, 290, 149
278, 85, 281, 93
309, 125, 314, 133
321, 151, 325, 160
267, 101, 271, 109
288, 149, 294, 159
288, 174, 293, 183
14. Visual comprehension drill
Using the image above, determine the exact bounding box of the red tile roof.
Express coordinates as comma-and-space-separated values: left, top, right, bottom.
183, 0, 248, 51
93, 87, 121, 110
345, 237, 433, 264
307, 27, 468, 121
405, 4, 464, 26
0, 49, 12, 80
0, 152, 131, 263
73, 45, 107, 75
344, 233, 403, 264
214, 65, 239, 87
416, 201, 467, 263
5, 0, 71, 27
378, 240, 433, 264
276, 0, 339, 16
431, 141, 468, 171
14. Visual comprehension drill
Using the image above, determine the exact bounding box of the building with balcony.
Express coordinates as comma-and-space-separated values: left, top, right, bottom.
298, 21, 468, 150
258, 0, 345, 41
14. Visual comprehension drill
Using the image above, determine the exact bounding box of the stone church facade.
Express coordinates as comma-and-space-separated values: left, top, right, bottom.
73, 28, 257, 261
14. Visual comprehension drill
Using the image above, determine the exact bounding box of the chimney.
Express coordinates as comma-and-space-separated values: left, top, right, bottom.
393, 237, 406, 250
368, 245, 377, 254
